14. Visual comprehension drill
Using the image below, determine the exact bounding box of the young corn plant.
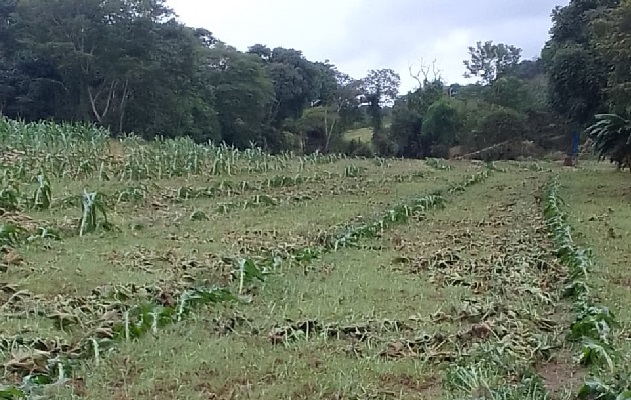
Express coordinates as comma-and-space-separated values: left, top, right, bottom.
31, 174, 52, 210
78, 191, 110, 236
543, 178, 623, 392
344, 164, 365, 177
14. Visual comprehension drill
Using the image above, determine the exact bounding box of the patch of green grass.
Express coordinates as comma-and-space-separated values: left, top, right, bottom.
250, 247, 466, 323
10, 156, 615, 400
5, 166, 470, 298
45, 322, 443, 399
558, 164, 631, 357
343, 127, 373, 145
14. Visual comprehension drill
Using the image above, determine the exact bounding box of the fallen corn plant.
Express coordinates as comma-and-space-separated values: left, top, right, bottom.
0, 285, 244, 398
543, 178, 629, 397
0, 251, 269, 396
324, 169, 492, 251
0, 164, 494, 397
328, 194, 445, 250
421, 172, 573, 400
446, 169, 490, 195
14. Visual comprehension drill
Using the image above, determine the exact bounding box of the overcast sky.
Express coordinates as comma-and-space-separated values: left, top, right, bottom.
166, 0, 566, 93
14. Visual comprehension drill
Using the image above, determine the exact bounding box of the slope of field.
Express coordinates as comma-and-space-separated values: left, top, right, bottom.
1, 124, 629, 400
343, 127, 373, 145
557, 167, 631, 365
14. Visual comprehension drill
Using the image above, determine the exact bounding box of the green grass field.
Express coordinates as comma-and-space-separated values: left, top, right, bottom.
344, 127, 373, 145
1, 128, 630, 399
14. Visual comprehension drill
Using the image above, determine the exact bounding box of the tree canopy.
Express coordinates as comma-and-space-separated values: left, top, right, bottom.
0, 0, 376, 154
1, 0, 630, 162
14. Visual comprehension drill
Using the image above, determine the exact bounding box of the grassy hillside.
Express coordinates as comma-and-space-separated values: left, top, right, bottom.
343, 127, 373, 144
1, 120, 629, 399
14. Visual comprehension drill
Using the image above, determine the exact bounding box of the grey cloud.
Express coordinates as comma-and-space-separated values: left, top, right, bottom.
326, 0, 566, 76
352, 0, 563, 30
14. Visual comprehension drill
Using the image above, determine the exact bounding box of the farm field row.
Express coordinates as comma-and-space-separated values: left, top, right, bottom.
2, 139, 485, 398
2, 146, 630, 399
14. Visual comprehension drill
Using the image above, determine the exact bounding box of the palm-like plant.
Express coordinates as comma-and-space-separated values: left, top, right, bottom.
586, 113, 631, 171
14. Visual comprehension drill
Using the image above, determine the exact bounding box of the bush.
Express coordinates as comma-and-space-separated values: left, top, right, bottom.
476, 107, 527, 147
344, 139, 374, 157
422, 98, 461, 148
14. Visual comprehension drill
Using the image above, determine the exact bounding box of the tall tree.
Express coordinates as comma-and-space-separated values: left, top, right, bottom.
0, 0, 364, 151
11, 0, 177, 127
388, 78, 448, 158
206, 44, 273, 148
545, 45, 605, 125
421, 98, 460, 151
311, 63, 362, 152
463, 41, 522, 85
584, 0, 631, 170
592, 0, 631, 116
542, 0, 618, 126
360, 69, 400, 130
248, 46, 322, 127
360, 69, 400, 155
484, 76, 541, 113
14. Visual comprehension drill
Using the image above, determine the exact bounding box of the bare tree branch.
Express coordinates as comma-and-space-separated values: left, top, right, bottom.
409, 58, 443, 89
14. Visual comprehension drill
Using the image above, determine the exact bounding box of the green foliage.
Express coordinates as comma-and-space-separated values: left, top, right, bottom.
0, 223, 26, 246
388, 80, 453, 158
207, 44, 273, 148
542, 0, 618, 125
422, 98, 461, 148
445, 361, 549, 400
484, 76, 546, 113
0, 118, 348, 183
5, 0, 625, 158
548, 0, 618, 46
425, 158, 452, 170
592, 0, 631, 116
343, 164, 365, 178
477, 107, 527, 146
294, 106, 344, 154
544, 45, 606, 124
360, 69, 401, 149
577, 376, 631, 400
343, 139, 374, 157
0, 0, 370, 154
249, 46, 325, 125
0, 183, 20, 211
586, 113, 631, 167
388, 99, 423, 157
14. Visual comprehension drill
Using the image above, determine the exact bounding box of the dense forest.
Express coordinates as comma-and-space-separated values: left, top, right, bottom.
1, 0, 630, 161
